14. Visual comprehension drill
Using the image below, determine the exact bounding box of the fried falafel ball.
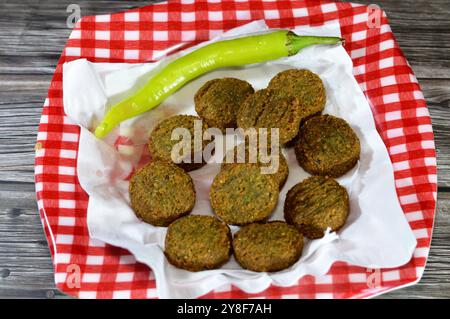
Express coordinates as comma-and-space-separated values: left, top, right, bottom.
195, 78, 254, 131
148, 115, 210, 172
233, 221, 303, 272
210, 164, 279, 225
294, 115, 360, 178
165, 215, 232, 271
284, 175, 349, 239
129, 161, 195, 227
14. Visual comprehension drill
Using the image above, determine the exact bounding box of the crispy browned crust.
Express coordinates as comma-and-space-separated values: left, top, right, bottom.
195, 78, 254, 131
236, 89, 303, 145
164, 215, 232, 271
283, 110, 323, 148
284, 176, 350, 239
210, 164, 279, 226
220, 145, 289, 189
129, 161, 196, 227
268, 69, 326, 119
294, 115, 360, 178
232, 221, 303, 272
148, 115, 209, 172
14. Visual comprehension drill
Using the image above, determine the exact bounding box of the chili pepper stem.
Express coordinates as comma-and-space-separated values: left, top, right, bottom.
286, 32, 344, 56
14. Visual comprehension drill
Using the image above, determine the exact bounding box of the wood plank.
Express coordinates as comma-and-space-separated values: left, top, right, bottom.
0, 75, 48, 183
421, 79, 450, 187
0, 183, 61, 298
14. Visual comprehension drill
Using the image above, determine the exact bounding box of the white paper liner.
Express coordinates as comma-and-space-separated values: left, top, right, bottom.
63, 21, 417, 299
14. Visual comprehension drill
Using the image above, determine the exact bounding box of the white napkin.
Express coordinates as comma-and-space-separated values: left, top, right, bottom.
63, 21, 417, 299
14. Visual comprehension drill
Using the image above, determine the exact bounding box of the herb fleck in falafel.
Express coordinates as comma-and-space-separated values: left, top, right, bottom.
294, 114, 360, 178
268, 69, 326, 119
233, 221, 303, 272
195, 78, 254, 131
221, 144, 289, 189
148, 115, 209, 172
284, 175, 349, 239
237, 89, 303, 145
210, 164, 279, 225
129, 161, 195, 227
165, 215, 232, 271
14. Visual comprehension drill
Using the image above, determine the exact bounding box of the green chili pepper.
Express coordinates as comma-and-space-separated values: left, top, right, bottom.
94, 30, 343, 138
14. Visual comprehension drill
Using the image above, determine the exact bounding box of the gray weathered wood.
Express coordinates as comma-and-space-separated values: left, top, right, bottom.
0, 0, 449, 299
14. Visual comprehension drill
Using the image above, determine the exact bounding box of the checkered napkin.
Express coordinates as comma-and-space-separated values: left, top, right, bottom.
35, 0, 437, 299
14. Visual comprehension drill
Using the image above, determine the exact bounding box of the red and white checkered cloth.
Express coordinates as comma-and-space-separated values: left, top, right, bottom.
35, 0, 437, 299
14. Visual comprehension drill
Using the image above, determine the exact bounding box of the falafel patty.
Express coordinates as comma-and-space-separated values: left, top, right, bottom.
148, 115, 209, 172
236, 89, 302, 145
165, 215, 232, 271
233, 221, 303, 272
268, 69, 326, 119
195, 78, 254, 131
284, 175, 349, 239
129, 161, 195, 227
221, 144, 289, 189
210, 164, 279, 225
294, 115, 360, 178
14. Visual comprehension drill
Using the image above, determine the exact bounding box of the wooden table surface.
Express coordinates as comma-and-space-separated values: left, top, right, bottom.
0, 0, 449, 299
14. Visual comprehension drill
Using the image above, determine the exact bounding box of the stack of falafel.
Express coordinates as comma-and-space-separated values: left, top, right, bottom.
129, 69, 361, 273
